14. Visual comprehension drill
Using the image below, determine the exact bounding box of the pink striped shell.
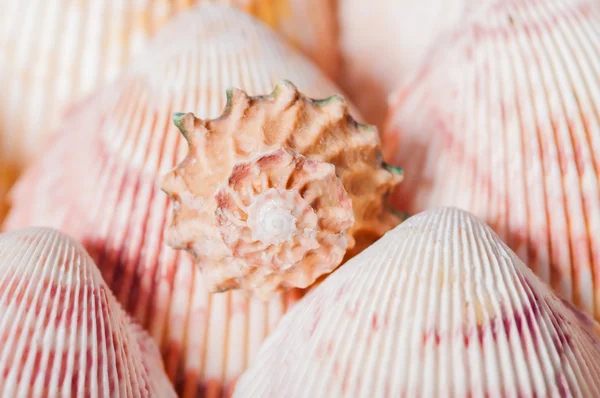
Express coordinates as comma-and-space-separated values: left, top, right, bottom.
0, 0, 337, 223
4, 4, 347, 396
384, 0, 600, 319
234, 207, 600, 397
0, 227, 176, 397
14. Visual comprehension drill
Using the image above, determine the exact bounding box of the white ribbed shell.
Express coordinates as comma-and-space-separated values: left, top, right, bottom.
338, 0, 477, 126
0, 227, 176, 397
0, 0, 337, 223
234, 207, 600, 397
4, 4, 348, 396
384, 0, 600, 319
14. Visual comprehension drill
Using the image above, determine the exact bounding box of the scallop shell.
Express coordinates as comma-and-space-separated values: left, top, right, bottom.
4, 4, 349, 396
384, 0, 600, 319
0, 227, 176, 397
234, 207, 600, 397
337, 0, 476, 126
161, 82, 401, 299
0, 0, 338, 222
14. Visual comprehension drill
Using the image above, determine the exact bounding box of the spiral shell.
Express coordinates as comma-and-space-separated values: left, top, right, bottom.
4, 4, 347, 396
161, 81, 401, 299
234, 207, 600, 397
0, 227, 176, 397
0, 0, 337, 222
337, 0, 476, 126
384, 0, 600, 319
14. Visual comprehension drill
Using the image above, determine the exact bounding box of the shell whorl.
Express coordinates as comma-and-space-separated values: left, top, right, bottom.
161, 81, 401, 298
234, 207, 600, 397
0, 227, 176, 397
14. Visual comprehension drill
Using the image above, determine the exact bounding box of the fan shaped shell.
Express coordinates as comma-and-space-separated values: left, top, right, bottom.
0, 227, 176, 397
234, 207, 600, 397
384, 0, 600, 319
4, 4, 347, 396
0, 0, 337, 222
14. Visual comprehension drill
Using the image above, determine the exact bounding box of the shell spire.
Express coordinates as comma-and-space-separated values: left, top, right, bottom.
234, 208, 600, 397
0, 227, 176, 397
162, 80, 401, 299
383, 0, 600, 320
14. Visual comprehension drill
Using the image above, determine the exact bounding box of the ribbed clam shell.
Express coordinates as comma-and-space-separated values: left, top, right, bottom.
384, 0, 600, 319
337, 0, 476, 126
161, 82, 401, 299
0, 0, 337, 222
4, 4, 346, 396
0, 227, 176, 397
234, 207, 600, 397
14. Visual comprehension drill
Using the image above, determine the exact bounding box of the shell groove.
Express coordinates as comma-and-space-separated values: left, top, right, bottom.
234, 207, 600, 397
384, 0, 600, 319
161, 82, 401, 299
337, 0, 477, 127
0, 0, 337, 223
4, 4, 346, 396
0, 227, 176, 397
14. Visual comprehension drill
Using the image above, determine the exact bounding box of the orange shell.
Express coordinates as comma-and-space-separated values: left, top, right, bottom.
161, 82, 401, 299
384, 0, 600, 319
4, 4, 345, 396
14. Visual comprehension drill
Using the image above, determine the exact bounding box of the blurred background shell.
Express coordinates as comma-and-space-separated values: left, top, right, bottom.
0, 227, 176, 397
3, 4, 350, 396
234, 207, 600, 397
337, 0, 477, 128
384, 0, 600, 320
0, 0, 338, 222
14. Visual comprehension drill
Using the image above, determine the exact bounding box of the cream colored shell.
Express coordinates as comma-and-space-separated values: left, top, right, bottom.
0, 0, 338, 223
0, 227, 176, 397
384, 0, 600, 319
234, 207, 600, 397
161, 82, 401, 299
337, 0, 476, 127
4, 4, 347, 396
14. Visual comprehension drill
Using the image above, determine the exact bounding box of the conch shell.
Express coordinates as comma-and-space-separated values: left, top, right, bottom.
234, 207, 600, 397
384, 0, 600, 319
161, 81, 401, 299
0, 227, 176, 397
337, 0, 476, 126
0, 0, 338, 222
3, 4, 351, 396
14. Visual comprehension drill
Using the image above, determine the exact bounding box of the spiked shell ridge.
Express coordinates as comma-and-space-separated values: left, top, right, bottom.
162, 80, 402, 299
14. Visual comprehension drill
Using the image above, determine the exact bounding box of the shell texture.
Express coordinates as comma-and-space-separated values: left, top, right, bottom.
4, 4, 349, 396
337, 0, 477, 127
384, 0, 600, 320
0, 227, 176, 397
161, 82, 401, 299
0, 0, 337, 223
234, 207, 600, 397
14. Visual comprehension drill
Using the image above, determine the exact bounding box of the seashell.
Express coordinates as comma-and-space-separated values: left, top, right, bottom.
161, 81, 401, 299
337, 0, 476, 127
0, 227, 176, 397
234, 207, 600, 397
0, 0, 338, 222
4, 4, 350, 396
384, 0, 600, 319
